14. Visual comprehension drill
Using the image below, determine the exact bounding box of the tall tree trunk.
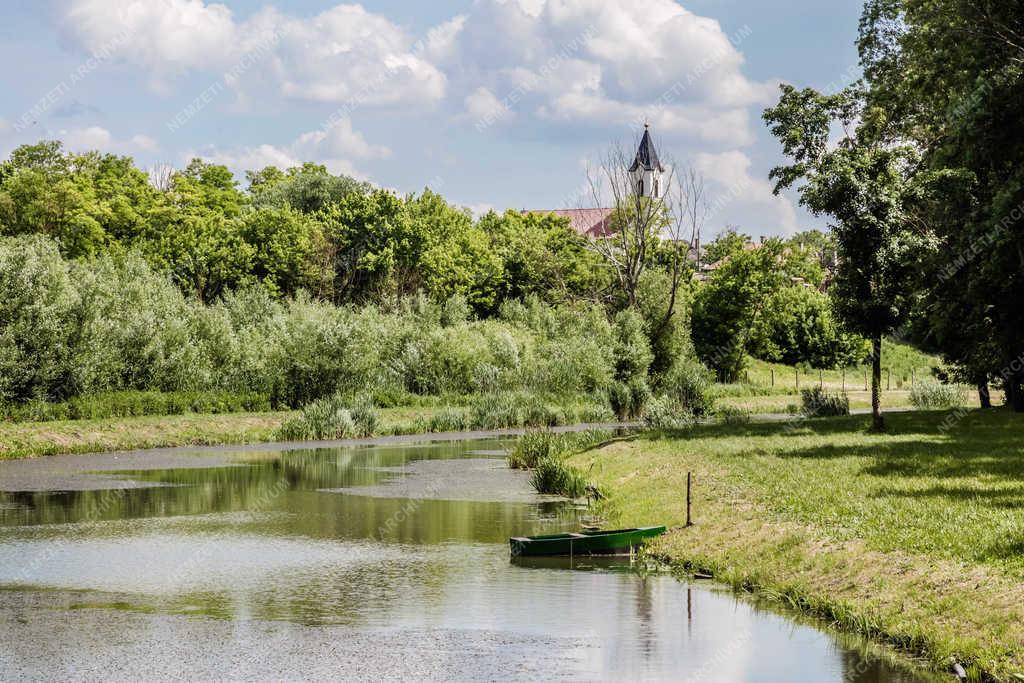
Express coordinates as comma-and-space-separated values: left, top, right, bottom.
978, 381, 992, 409
871, 335, 884, 431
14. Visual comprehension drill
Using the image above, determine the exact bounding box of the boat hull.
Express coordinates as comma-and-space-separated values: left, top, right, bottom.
509, 526, 666, 558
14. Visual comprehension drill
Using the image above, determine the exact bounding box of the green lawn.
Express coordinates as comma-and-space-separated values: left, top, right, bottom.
573, 409, 1024, 680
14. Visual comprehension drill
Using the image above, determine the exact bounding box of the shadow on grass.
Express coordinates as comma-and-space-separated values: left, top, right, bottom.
764, 409, 1024, 479
872, 484, 1024, 509
653, 408, 1024, 482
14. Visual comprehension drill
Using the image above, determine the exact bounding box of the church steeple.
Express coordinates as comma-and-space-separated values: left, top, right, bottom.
629, 123, 664, 199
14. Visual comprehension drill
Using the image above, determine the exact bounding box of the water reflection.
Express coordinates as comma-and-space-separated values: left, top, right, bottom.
0, 440, 939, 682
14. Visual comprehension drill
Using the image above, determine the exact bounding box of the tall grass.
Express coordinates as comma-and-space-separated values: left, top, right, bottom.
910, 382, 968, 409
509, 429, 611, 498
276, 394, 378, 440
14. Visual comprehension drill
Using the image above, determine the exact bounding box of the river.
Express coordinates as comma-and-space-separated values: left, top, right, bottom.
0, 437, 942, 681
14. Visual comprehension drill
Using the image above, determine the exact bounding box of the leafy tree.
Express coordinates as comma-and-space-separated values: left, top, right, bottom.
175, 159, 245, 219
142, 212, 254, 303
749, 285, 867, 368
0, 142, 106, 257
408, 190, 502, 311
691, 240, 791, 380
247, 163, 369, 214
702, 227, 751, 266
764, 84, 926, 429
859, 0, 1024, 409
479, 210, 609, 305
235, 207, 330, 298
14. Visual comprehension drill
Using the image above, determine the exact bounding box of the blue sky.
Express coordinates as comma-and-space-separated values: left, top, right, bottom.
0, 0, 864, 237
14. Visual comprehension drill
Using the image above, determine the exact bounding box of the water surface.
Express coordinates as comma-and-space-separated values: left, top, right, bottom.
0, 439, 940, 681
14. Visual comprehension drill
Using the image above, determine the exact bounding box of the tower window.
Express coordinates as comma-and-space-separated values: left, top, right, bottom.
638, 179, 644, 196
654, 179, 660, 198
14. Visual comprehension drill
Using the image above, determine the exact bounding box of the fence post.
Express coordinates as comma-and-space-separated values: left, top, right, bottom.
819, 369, 823, 388
864, 369, 868, 391
686, 472, 693, 527
795, 368, 799, 390
842, 368, 846, 392
886, 368, 891, 391
770, 368, 775, 388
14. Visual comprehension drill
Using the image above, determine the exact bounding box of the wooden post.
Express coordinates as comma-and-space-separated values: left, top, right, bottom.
886, 368, 891, 391
842, 368, 846, 392
770, 368, 775, 387
795, 369, 800, 390
686, 472, 693, 527
864, 369, 868, 391
819, 369, 823, 388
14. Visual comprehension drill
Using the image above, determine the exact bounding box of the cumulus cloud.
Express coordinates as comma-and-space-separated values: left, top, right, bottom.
464, 87, 514, 126
694, 150, 798, 235
438, 0, 778, 143
191, 117, 387, 180
54, 126, 159, 155
61, 0, 449, 106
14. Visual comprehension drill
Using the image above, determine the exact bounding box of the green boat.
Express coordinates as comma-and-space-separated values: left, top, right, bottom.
509, 526, 666, 558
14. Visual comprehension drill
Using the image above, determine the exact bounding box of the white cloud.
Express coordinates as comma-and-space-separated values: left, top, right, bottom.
438, 0, 778, 143
694, 150, 798, 235
61, 0, 448, 106
190, 118, 386, 180
464, 87, 514, 126
55, 126, 159, 155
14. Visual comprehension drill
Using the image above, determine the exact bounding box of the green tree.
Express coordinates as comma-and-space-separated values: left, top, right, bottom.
749, 285, 867, 368
859, 0, 1024, 409
764, 84, 925, 429
702, 227, 750, 266
248, 163, 369, 214
691, 240, 790, 381
479, 210, 608, 305
236, 207, 330, 298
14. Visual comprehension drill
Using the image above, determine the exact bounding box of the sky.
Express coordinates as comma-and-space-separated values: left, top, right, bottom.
0, 0, 865, 237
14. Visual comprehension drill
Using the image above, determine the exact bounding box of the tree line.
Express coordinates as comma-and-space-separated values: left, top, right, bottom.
764, 0, 1024, 427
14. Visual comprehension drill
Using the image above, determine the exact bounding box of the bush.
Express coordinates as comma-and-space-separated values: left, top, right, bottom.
0, 391, 271, 423
642, 395, 696, 431
508, 430, 560, 469
276, 394, 365, 440
800, 387, 850, 417
910, 381, 968, 409
663, 360, 716, 416
574, 403, 616, 424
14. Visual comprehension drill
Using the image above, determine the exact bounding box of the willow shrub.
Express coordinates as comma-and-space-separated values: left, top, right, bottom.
0, 235, 630, 411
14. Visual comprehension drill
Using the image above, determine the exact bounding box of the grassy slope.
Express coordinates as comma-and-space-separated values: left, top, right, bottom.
572, 410, 1024, 681
0, 407, 443, 459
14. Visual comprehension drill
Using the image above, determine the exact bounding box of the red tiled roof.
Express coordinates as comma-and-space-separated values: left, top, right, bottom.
528, 208, 615, 238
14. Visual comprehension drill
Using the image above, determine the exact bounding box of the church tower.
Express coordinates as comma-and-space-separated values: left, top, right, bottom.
629, 123, 664, 200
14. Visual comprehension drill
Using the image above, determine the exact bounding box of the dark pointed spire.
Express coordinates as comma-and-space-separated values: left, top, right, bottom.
629, 123, 664, 173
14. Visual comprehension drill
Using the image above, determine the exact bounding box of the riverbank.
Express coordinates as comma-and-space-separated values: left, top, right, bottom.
571, 409, 1024, 681
0, 407, 448, 460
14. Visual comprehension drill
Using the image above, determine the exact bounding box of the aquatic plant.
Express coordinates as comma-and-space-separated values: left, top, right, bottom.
528, 456, 589, 498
